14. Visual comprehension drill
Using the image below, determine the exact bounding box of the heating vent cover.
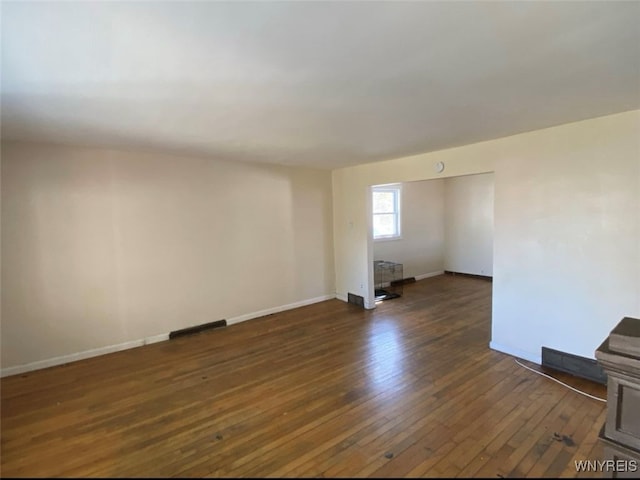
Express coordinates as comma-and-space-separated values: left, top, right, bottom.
169, 319, 227, 339
347, 293, 365, 308
541, 346, 607, 385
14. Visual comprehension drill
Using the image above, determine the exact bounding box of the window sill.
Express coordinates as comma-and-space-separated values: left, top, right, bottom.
373, 235, 403, 243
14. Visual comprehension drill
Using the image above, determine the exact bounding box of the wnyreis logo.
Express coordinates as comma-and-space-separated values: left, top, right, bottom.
575, 459, 638, 473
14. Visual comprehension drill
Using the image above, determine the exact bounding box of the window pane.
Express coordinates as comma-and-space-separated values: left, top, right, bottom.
373, 214, 397, 237
373, 191, 395, 214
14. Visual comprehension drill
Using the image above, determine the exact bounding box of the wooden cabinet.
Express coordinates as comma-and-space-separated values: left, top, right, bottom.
596, 317, 640, 476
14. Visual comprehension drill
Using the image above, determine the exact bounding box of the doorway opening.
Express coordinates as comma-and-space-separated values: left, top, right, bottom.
367, 172, 495, 308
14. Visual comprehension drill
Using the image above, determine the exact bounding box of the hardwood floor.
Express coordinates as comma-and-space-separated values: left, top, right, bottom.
1, 275, 607, 478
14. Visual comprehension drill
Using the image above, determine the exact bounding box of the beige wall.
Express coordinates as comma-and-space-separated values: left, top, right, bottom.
444, 173, 494, 276
333, 110, 640, 362
2, 110, 638, 373
373, 179, 445, 279
1, 142, 335, 370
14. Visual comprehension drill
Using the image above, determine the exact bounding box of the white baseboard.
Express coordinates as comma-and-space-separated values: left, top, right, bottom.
489, 341, 542, 365
1, 294, 336, 378
415, 270, 445, 281
336, 293, 348, 303
144, 333, 170, 345
227, 294, 336, 325
1, 337, 154, 378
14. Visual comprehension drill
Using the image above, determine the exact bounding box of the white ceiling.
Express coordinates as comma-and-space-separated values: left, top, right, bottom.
2, 1, 639, 169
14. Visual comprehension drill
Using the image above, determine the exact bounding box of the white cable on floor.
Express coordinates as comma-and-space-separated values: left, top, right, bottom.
514, 358, 607, 403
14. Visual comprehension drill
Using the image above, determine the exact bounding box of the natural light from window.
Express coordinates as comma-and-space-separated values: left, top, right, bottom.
372, 184, 401, 240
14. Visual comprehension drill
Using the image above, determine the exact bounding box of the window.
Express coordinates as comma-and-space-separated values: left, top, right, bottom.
372, 184, 401, 240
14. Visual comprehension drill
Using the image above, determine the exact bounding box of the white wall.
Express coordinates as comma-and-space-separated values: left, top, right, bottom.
373, 180, 444, 279
333, 110, 640, 362
492, 118, 639, 362
444, 173, 494, 276
1, 142, 335, 371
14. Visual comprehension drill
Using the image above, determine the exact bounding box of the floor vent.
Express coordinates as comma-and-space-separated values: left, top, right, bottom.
347, 293, 365, 308
169, 320, 227, 340
541, 346, 607, 385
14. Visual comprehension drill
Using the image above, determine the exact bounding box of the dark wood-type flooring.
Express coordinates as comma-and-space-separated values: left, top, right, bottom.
1, 275, 607, 477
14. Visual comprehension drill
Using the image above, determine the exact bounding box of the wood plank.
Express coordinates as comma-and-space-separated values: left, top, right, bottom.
0, 274, 607, 478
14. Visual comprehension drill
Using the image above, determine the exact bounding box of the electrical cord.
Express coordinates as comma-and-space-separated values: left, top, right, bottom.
514, 358, 607, 403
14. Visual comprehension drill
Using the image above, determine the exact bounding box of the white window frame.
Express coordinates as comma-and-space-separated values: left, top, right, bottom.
372, 184, 402, 241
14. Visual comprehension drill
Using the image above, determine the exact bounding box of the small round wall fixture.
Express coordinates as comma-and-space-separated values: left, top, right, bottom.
435, 161, 445, 173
